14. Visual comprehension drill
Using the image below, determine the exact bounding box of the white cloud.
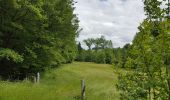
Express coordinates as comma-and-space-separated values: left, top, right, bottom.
74, 0, 145, 48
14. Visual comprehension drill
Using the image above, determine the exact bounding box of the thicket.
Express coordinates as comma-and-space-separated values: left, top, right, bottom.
117, 0, 170, 99
0, 0, 79, 80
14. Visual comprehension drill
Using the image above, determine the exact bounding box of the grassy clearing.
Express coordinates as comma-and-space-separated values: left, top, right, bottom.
0, 62, 119, 100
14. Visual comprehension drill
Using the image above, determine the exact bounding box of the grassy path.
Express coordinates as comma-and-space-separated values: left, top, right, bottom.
0, 62, 119, 100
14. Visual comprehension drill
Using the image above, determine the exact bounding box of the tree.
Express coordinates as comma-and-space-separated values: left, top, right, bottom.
83, 38, 94, 50
77, 36, 114, 64
0, 0, 79, 80
117, 0, 170, 99
77, 42, 83, 54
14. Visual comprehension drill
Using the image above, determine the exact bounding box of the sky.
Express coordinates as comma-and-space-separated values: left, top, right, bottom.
74, 0, 146, 48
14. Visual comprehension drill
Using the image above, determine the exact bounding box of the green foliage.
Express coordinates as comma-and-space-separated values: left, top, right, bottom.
95, 51, 106, 64
83, 38, 94, 50
112, 44, 131, 68
117, 0, 170, 99
0, 48, 23, 63
76, 36, 114, 64
0, 0, 79, 80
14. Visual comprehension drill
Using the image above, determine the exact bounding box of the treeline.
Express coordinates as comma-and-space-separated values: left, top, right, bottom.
117, 0, 170, 99
0, 0, 79, 80
76, 36, 130, 65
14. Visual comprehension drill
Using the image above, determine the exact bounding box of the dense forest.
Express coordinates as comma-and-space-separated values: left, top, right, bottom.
0, 0, 79, 80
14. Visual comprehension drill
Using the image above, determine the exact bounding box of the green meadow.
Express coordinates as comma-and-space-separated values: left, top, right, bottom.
0, 62, 119, 100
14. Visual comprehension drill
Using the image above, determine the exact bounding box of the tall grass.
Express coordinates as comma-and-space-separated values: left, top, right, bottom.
0, 62, 119, 100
